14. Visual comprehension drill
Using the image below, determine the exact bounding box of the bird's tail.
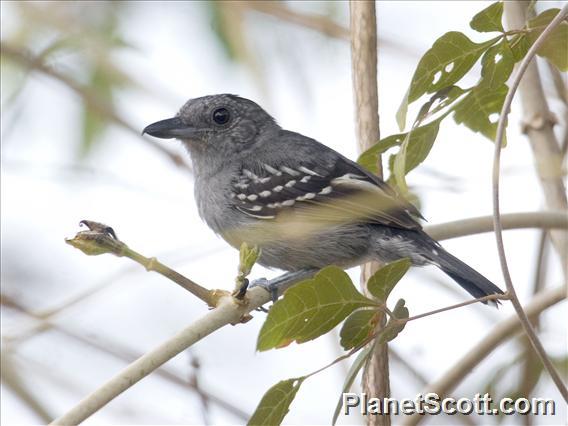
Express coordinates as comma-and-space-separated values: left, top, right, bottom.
425, 242, 504, 304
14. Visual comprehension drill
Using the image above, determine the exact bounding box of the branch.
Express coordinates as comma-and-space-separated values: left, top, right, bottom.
493, 4, 568, 402
349, 3, 390, 425
424, 211, 568, 241
245, 1, 349, 39
0, 41, 191, 172
52, 211, 568, 425
403, 284, 567, 426
49, 288, 271, 426
65, 220, 217, 307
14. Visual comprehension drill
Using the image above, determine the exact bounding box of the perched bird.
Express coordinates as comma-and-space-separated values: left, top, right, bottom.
144, 94, 503, 302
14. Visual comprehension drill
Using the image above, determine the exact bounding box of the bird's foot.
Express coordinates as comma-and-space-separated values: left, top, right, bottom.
249, 269, 319, 303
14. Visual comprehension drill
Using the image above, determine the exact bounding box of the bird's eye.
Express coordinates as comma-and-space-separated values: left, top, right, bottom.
212, 107, 231, 125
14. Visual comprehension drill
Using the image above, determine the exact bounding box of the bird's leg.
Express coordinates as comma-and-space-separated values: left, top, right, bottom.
249, 268, 319, 302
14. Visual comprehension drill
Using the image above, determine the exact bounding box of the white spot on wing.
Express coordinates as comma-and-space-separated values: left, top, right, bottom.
300, 175, 311, 183
280, 166, 300, 176
237, 194, 247, 200
273, 185, 283, 192
298, 166, 321, 176
297, 192, 316, 201
282, 199, 295, 207
264, 164, 282, 176
247, 194, 258, 201
285, 180, 297, 188
319, 186, 333, 195
259, 190, 271, 198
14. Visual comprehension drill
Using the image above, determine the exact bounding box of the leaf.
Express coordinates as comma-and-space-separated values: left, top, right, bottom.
527, 8, 568, 71
239, 242, 261, 277
257, 266, 376, 351
358, 119, 441, 177
367, 259, 412, 303
510, 33, 530, 62
248, 377, 305, 426
453, 84, 508, 142
470, 2, 504, 33
396, 87, 410, 131
480, 40, 514, 89
331, 346, 373, 425
407, 32, 500, 104
378, 299, 410, 344
340, 309, 380, 350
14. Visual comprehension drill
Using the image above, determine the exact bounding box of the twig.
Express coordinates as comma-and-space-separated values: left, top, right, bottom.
245, 1, 349, 39
0, 41, 191, 171
493, 4, 568, 402
65, 220, 217, 307
403, 284, 567, 426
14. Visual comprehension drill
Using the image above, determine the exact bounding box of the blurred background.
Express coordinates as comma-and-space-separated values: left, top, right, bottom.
1, 1, 566, 424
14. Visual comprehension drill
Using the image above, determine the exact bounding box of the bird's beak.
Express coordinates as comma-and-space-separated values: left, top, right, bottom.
142, 117, 198, 139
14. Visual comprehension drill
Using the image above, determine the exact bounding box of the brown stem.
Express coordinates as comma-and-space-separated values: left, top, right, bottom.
349, 2, 389, 425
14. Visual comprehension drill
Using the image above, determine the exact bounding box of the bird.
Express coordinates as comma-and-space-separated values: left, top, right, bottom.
143, 94, 504, 303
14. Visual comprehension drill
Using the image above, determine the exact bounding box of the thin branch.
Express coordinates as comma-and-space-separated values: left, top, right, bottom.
245, 1, 349, 39
403, 284, 567, 426
65, 220, 217, 307
0, 41, 191, 172
493, 4, 568, 402
51, 211, 568, 425
505, 3, 568, 272
424, 210, 567, 241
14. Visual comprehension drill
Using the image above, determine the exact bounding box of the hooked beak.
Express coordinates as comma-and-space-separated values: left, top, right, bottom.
142, 117, 198, 139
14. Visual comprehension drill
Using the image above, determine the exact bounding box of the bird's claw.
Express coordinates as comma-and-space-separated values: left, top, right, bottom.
249, 277, 279, 303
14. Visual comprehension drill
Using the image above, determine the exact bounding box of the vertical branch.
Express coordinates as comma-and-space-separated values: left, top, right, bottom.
349, 2, 388, 426
505, 2, 568, 276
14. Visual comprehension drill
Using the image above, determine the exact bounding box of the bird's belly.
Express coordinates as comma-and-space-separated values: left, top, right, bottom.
223, 223, 373, 271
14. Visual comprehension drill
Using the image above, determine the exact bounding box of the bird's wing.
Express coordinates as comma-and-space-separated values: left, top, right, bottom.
231, 156, 423, 230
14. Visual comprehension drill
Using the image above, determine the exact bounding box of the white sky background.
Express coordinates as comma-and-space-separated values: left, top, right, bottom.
1, 1, 566, 425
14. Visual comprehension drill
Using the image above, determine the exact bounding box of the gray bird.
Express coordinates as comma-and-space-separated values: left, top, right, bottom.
143, 94, 503, 302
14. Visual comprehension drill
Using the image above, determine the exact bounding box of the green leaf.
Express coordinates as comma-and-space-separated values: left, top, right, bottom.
367, 259, 412, 303
331, 346, 373, 425
239, 242, 261, 277
248, 377, 305, 426
470, 2, 504, 33
480, 40, 514, 89
340, 309, 380, 350
378, 299, 409, 344
527, 8, 568, 71
257, 266, 376, 351
453, 84, 508, 142
510, 33, 531, 62
396, 87, 410, 131
358, 119, 441, 177
407, 32, 500, 104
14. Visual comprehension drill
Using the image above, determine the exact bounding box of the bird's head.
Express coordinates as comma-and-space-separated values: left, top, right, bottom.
143, 94, 278, 158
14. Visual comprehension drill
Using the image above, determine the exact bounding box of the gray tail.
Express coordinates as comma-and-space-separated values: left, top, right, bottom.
430, 245, 504, 304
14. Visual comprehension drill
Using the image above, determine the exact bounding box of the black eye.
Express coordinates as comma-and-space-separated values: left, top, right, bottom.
212, 107, 231, 125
